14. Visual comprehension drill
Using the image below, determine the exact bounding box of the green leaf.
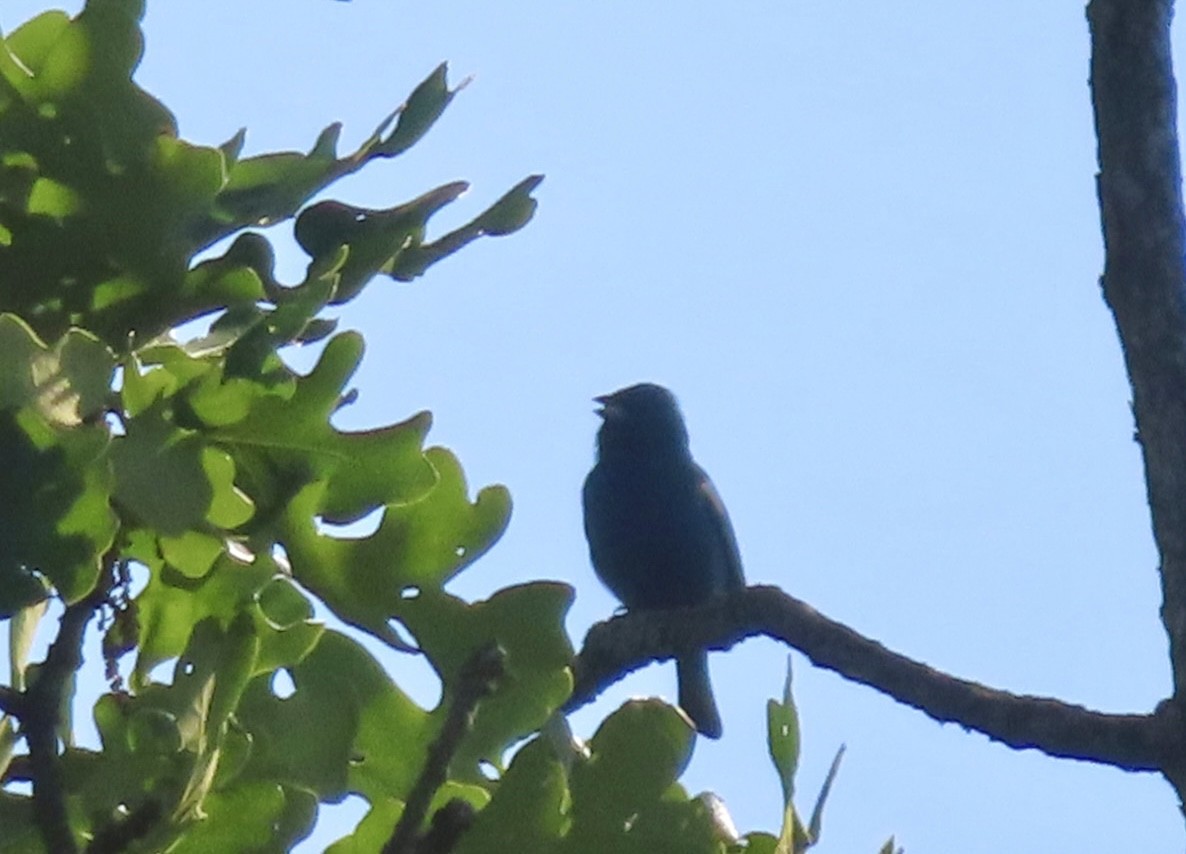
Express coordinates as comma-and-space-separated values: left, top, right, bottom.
207, 613, 261, 735
0, 409, 115, 610
251, 598, 325, 679
158, 530, 223, 579
328, 785, 488, 854
324, 798, 404, 854
802, 745, 846, 851
120, 350, 195, 418
0, 790, 41, 852
201, 445, 254, 527
388, 175, 545, 283
180, 233, 272, 315
202, 63, 462, 246
469, 174, 544, 237
27, 176, 83, 219
126, 706, 182, 755
167, 781, 288, 854
765, 657, 844, 853
111, 409, 212, 536
9, 599, 48, 689
0, 583, 40, 770
73, 617, 266, 844
768, 657, 800, 808
697, 793, 740, 847
210, 332, 437, 528
151, 135, 226, 218
293, 182, 468, 304
1, 12, 72, 101
236, 630, 431, 803
564, 700, 724, 854
0, 313, 115, 426
0, 718, 17, 787
401, 583, 575, 776
742, 833, 780, 854
569, 700, 695, 835
210, 125, 345, 233
279, 446, 510, 648
256, 577, 313, 630
372, 62, 466, 158
767, 656, 801, 854
131, 544, 276, 684
222, 265, 341, 380
454, 738, 567, 854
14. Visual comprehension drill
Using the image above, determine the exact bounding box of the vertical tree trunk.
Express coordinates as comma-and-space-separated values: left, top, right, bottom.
1087, 0, 1186, 802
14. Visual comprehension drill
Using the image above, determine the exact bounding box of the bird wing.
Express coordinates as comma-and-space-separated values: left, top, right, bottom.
697, 468, 746, 590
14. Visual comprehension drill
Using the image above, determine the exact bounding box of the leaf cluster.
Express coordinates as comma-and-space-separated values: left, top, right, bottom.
0, 1, 559, 849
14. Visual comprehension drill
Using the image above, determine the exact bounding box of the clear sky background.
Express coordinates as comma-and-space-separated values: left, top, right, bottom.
2, 1, 1182, 851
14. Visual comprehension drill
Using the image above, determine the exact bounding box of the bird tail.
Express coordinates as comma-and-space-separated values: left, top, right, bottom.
677, 650, 723, 739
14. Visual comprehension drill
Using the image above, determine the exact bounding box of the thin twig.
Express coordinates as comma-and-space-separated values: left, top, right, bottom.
382, 642, 505, 854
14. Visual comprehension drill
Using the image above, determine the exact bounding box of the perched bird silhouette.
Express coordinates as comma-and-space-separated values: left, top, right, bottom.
582, 383, 745, 738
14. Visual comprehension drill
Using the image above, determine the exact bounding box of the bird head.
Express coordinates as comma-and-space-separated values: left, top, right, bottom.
594, 382, 691, 457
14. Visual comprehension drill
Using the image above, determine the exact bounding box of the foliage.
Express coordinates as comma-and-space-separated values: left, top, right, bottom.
748, 658, 847, 854
0, 2, 872, 852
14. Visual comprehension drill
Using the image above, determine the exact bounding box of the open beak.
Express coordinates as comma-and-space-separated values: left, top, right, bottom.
593, 394, 611, 418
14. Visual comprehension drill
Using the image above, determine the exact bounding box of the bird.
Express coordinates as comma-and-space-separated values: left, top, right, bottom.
582, 382, 745, 738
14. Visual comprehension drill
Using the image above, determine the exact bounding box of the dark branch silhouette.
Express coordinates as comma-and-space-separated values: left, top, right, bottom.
570, 586, 1181, 772
0, 685, 24, 717
1089, 1, 1186, 695
85, 799, 162, 854
20, 563, 117, 854
383, 642, 505, 854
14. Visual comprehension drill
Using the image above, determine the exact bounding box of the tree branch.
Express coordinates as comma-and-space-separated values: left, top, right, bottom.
382, 642, 505, 854
569, 586, 1180, 772
1088, 2, 1186, 699
85, 798, 162, 854
25, 571, 114, 854
0, 685, 25, 718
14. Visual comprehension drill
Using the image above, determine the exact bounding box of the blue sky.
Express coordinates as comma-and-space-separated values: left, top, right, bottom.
3, 1, 1180, 851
